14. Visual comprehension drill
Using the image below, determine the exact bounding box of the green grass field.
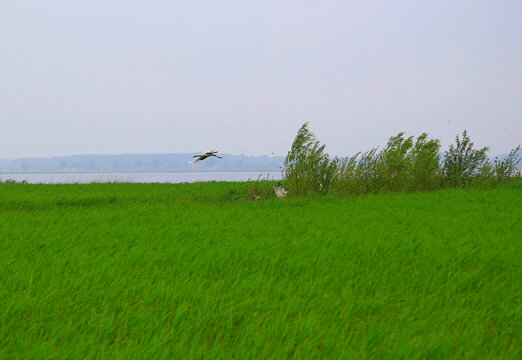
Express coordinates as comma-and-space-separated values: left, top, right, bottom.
1, 182, 521, 359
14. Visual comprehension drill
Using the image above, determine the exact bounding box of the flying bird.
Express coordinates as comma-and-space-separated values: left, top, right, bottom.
191, 150, 223, 164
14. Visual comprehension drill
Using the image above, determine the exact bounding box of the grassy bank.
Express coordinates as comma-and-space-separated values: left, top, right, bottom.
1, 182, 521, 359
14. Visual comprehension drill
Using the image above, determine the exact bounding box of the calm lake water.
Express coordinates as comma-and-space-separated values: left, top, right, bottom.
0, 172, 282, 184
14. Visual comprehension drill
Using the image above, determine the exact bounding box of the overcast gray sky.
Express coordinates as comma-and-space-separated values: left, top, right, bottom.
1, 0, 521, 159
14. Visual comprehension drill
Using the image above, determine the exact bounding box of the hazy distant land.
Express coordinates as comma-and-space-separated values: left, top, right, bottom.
0, 153, 285, 173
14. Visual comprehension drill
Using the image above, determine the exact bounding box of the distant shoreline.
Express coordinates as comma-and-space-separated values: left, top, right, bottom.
0, 153, 285, 174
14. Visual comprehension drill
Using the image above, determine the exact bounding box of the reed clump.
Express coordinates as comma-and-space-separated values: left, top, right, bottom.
280, 123, 521, 197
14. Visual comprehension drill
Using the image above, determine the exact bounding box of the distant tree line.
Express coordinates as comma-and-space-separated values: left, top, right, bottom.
0, 154, 284, 173
282, 122, 521, 196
